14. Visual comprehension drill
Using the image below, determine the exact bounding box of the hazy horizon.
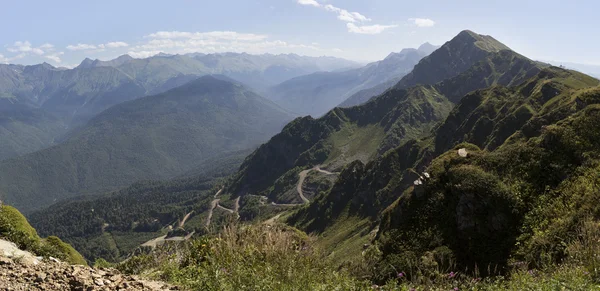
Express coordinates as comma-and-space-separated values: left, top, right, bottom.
2, 0, 599, 68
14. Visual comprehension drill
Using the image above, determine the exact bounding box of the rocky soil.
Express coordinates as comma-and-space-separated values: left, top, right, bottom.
0, 255, 178, 290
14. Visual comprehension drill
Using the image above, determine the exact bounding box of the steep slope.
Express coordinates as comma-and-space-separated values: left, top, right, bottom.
340, 43, 441, 108
267, 45, 436, 116
0, 76, 293, 212
340, 31, 520, 108
372, 68, 600, 280
395, 30, 511, 89
227, 30, 541, 205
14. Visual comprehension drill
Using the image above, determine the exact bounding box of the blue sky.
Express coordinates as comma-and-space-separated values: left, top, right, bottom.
1, 0, 598, 68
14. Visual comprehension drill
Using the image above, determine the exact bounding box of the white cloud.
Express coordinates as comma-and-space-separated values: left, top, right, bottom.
332, 48, 344, 53
297, 0, 400, 35
409, 18, 436, 27
45, 52, 64, 63
105, 42, 129, 48
66, 43, 98, 51
324, 5, 370, 23
7, 41, 33, 53
297, 0, 320, 7
128, 30, 323, 57
10, 53, 27, 61
40, 43, 54, 49
0, 54, 7, 63
32, 48, 45, 55
347, 23, 398, 34
66, 41, 127, 52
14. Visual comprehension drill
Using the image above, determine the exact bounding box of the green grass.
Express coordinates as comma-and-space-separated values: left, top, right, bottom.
314, 214, 373, 266
324, 123, 385, 169
114, 221, 600, 290
119, 224, 369, 290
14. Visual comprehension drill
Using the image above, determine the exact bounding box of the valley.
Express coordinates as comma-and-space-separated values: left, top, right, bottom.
0, 4, 597, 288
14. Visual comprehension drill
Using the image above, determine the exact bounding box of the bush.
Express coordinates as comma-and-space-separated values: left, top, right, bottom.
0, 204, 87, 265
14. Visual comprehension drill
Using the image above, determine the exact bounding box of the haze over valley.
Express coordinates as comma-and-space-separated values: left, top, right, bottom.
0, 1, 599, 290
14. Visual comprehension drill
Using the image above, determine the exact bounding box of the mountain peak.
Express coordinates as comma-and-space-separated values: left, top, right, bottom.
116, 54, 133, 61
78, 58, 95, 68
417, 42, 439, 55
453, 30, 511, 52
393, 30, 522, 90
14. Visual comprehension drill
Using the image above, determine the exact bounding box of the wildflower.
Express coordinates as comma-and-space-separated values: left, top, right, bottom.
371, 284, 379, 289
454, 288, 459, 291
397, 271, 405, 278
202, 244, 206, 247
448, 271, 456, 278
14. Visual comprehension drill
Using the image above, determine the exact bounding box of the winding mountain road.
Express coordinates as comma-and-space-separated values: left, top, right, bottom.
217, 204, 234, 213
295, 165, 339, 204
205, 188, 241, 227
296, 169, 312, 204
205, 198, 220, 227
179, 211, 194, 228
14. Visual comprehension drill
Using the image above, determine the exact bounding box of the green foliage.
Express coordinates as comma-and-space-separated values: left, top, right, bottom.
43, 236, 87, 265
29, 171, 230, 263
375, 72, 600, 282
119, 224, 369, 290
0, 205, 40, 250
93, 258, 114, 269
0, 204, 86, 265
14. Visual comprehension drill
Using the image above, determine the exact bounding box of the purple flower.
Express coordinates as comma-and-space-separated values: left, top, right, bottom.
454, 288, 459, 291
448, 271, 456, 278
397, 271, 405, 278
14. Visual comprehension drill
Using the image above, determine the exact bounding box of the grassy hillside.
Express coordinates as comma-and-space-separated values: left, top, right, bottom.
0, 76, 292, 212
374, 67, 600, 280
227, 30, 541, 207
281, 66, 600, 286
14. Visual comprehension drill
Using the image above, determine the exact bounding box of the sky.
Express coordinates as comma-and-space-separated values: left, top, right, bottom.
1, 0, 598, 68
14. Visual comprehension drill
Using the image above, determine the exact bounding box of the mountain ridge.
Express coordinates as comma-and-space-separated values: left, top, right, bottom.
0, 76, 293, 213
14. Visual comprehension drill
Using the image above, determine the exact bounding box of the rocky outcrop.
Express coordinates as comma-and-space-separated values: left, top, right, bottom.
0, 255, 177, 290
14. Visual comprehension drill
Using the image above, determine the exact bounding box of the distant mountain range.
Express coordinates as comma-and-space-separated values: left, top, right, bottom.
267, 43, 440, 116
76, 52, 360, 93
0, 76, 293, 212
0, 53, 357, 161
